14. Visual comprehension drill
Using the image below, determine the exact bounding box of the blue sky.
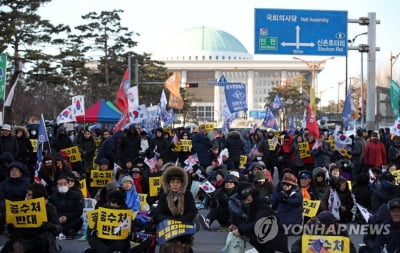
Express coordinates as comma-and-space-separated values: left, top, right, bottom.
38, 0, 400, 102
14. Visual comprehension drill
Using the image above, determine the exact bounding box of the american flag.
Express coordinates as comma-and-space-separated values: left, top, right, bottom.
308, 238, 328, 253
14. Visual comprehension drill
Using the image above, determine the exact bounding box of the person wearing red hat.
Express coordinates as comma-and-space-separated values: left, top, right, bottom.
271, 173, 303, 226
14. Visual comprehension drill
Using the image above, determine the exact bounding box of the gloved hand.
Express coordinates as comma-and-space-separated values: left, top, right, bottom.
279, 191, 288, 202
41, 222, 55, 231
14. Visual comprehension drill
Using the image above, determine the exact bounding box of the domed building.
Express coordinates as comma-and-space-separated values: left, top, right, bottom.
154, 26, 326, 127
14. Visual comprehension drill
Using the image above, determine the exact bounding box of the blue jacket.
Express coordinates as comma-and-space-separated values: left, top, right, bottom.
271, 187, 303, 225
125, 187, 140, 212
191, 133, 212, 167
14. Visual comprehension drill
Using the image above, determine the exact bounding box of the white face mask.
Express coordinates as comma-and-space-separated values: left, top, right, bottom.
58, 186, 69, 193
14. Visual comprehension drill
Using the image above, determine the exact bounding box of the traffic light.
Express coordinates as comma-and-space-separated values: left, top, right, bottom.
185, 82, 198, 88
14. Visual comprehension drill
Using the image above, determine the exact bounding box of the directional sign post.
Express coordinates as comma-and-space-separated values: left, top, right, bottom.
255, 9, 348, 56
0, 54, 7, 100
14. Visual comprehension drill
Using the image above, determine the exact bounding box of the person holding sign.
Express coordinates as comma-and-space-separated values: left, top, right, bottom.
48, 176, 84, 239
153, 165, 197, 252
291, 211, 356, 253
2, 183, 62, 253
0, 161, 30, 233
85, 190, 132, 253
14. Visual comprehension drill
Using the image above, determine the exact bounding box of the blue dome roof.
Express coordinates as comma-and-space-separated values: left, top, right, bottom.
158, 26, 252, 61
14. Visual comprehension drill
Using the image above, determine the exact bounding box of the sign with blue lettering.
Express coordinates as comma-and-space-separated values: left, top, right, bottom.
254, 9, 348, 56
249, 110, 266, 119
224, 83, 248, 113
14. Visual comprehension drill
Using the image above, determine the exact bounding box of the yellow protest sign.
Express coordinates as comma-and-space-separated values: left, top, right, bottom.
96, 207, 132, 240
163, 128, 172, 137
339, 147, 352, 159
90, 170, 114, 187
299, 142, 311, 159
268, 139, 277, 151
201, 123, 214, 132
326, 139, 336, 151
302, 199, 321, 217
94, 139, 102, 148
239, 155, 248, 169
179, 139, 192, 152
391, 170, 400, 185
60, 146, 82, 163
30, 139, 38, 153
138, 193, 148, 211
6, 197, 47, 228
302, 235, 350, 253
149, 176, 162, 197
80, 179, 88, 197
86, 209, 98, 229
347, 180, 352, 191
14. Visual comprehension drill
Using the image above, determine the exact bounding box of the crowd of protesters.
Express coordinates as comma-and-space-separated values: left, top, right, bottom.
0, 122, 399, 252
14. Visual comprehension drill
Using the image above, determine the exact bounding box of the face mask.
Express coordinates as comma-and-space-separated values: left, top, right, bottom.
243, 202, 252, 209
256, 157, 262, 161
183, 136, 188, 139
344, 163, 348, 168
58, 186, 69, 193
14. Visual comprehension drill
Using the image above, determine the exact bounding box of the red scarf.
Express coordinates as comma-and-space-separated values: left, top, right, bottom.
133, 176, 143, 193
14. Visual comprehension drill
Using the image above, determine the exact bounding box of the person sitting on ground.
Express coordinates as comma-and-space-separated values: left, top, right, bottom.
228, 185, 289, 253
153, 165, 197, 252
270, 172, 303, 226
48, 176, 84, 239
1, 183, 62, 253
85, 190, 131, 253
198, 174, 239, 230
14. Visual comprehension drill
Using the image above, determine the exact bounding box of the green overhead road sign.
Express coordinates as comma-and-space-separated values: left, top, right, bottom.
0, 54, 7, 99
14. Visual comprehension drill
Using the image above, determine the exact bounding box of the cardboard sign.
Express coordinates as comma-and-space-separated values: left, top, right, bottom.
149, 176, 162, 197
90, 170, 114, 187
138, 193, 148, 211
299, 142, 311, 159
30, 139, 38, 153
179, 139, 192, 152
6, 197, 47, 228
86, 209, 98, 229
339, 147, 352, 159
80, 179, 88, 198
239, 155, 248, 169
268, 139, 277, 151
302, 235, 350, 253
156, 219, 196, 246
60, 146, 82, 163
201, 123, 214, 132
96, 207, 132, 240
391, 170, 400, 185
326, 139, 336, 151
302, 199, 321, 218
95, 139, 102, 147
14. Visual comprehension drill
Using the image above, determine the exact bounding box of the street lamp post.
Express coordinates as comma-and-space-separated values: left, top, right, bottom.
293, 56, 335, 114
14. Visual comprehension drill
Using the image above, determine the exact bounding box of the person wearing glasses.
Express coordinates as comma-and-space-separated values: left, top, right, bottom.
270, 173, 303, 226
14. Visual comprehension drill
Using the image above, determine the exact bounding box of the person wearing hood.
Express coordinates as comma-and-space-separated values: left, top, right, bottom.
335, 177, 354, 223
270, 173, 303, 226
312, 167, 329, 200
95, 130, 126, 167
153, 165, 197, 251
351, 128, 366, 180
48, 176, 84, 238
276, 134, 294, 177
371, 171, 400, 213
229, 185, 289, 253
225, 130, 244, 170
120, 176, 140, 212
192, 126, 212, 168
121, 125, 141, 162
253, 170, 274, 200
13, 126, 33, 173
364, 132, 387, 170
0, 124, 18, 159
241, 129, 252, 156
0, 161, 30, 232
149, 128, 170, 162
310, 133, 333, 168
52, 126, 73, 152
198, 174, 239, 230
